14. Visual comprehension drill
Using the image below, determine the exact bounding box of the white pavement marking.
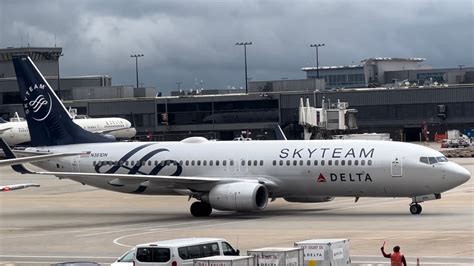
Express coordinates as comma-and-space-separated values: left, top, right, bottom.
113, 219, 257, 247
75, 220, 204, 237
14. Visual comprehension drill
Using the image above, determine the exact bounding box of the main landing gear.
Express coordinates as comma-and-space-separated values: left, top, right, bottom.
409, 203, 422, 215
190, 201, 212, 217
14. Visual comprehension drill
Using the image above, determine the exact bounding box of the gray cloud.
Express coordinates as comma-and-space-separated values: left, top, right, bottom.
1, 0, 472, 93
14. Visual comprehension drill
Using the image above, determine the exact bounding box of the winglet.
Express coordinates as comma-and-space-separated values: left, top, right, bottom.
0, 138, 31, 174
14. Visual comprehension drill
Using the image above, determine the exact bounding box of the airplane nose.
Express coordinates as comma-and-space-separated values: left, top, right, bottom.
450, 164, 471, 185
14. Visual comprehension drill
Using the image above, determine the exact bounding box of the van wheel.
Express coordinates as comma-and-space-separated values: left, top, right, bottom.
190, 201, 212, 217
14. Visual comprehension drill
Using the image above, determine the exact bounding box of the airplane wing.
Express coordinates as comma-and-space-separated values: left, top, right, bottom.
0, 127, 13, 133
1, 183, 40, 192
0, 138, 81, 166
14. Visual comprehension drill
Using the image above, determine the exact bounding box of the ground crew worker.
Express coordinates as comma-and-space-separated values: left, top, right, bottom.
381, 242, 407, 266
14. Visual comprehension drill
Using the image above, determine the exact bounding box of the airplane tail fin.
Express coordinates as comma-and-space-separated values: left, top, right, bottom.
12, 56, 114, 146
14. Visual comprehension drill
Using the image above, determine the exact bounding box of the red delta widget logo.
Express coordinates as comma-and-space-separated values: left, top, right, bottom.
317, 172, 373, 182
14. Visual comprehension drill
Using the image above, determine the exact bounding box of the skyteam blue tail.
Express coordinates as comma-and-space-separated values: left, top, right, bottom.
13, 56, 114, 146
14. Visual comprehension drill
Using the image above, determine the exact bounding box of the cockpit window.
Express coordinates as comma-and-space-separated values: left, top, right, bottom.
419, 157, 429, 164
428, 157, 438, 164
420, 156, 447, 165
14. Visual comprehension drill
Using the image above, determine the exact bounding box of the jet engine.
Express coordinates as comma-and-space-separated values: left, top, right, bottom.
100, 134, 117, 141
284, 196, 334, 203
204, 182, 268, 211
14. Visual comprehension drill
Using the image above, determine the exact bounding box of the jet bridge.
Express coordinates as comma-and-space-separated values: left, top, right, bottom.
298, 97, 358, 140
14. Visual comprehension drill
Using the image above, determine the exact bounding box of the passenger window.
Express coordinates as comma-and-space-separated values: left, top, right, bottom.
293, 160, 297, 166
185, 160, 189, 166
307, 160, 311, 166
216, 160, 220, 166
253, 160, 257, 166
361, 160, 365, 166
314, 160, 318, 166
259, 160, 263, 166
286, 160, 291, 166
230, 160, 234, 166
299, 160, 303, 166
178, 247, 189, 260
341, 160, 345, 166
429, 157, 437, 164
223, 160, 227, 166
222, 242, 237, 256
136, 247, 170, 263
321, 160, 325, 166
241, 160, 245, 166
187, 245, 201, 259
328, 160, 332, 166
197, 160, 201, 166
179, 160, 183, 166
209, 160, 213, 166
348, 160, 352, 166
335, 160, 339, 166
368, 160, 372, 166
354, 160, 359, 166
279, 160, 283, 166
273, 160, 276, 166
191, 160, 195, 166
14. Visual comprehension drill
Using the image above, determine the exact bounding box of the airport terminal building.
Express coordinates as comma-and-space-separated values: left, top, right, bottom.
0, 47, 473, 141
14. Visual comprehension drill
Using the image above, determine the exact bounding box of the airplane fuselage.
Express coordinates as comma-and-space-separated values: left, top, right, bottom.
0, 117, 136, 146
29, 139, 469, 199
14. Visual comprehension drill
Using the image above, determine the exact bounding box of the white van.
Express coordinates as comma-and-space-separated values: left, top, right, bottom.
133, 238, 239, 266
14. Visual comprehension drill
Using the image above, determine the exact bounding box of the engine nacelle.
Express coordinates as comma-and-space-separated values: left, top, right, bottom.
101, 134, 117, 141
205, 182, 268, 211
284, 196, 334, 203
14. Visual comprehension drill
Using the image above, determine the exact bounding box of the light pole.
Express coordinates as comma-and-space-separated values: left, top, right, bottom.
130, 54, 144, 88
176, 82, 182, 91
56, 52, 64, 99
310, 43, 325, 79
458, 64, 465, 84
235, 42, 252, 94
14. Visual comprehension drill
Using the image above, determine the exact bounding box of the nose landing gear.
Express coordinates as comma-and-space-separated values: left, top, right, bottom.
409, 203, 422, 215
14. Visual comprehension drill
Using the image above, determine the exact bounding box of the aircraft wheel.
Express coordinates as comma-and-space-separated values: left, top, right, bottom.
410, 204, 422, 215
190, 201, 212, 217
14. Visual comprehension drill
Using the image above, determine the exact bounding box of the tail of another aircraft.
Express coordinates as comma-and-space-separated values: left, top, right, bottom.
12, 56, 114, 146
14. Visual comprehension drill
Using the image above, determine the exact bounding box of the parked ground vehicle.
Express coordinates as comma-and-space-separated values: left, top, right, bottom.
134, 238, 239, 266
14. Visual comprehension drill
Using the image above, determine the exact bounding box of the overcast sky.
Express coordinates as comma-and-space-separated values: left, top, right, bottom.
1, 0, 472, 94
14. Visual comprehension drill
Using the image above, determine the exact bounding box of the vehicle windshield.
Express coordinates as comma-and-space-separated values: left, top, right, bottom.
116, 249, 134, 262
419, 156, 448, 165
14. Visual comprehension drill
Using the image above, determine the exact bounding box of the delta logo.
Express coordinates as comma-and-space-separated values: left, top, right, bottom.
317, 173, 327, 182
317, 172, 373, 182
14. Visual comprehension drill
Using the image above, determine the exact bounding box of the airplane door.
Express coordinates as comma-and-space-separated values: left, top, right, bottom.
228, 159, 236, 173
239, 158, 248, 173
391, 157, 402, 177
71, 156, 80, 172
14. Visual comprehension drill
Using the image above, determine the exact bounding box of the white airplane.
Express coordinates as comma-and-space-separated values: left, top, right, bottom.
0, 112, 136, 146
0, 56, 470, 217
1, 183, 40, 192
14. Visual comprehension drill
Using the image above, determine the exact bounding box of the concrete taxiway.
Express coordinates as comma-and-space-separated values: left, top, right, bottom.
0, 156, 472, 265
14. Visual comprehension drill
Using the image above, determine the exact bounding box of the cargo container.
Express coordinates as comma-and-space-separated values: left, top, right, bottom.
294, 239, 350, 266
247, 247, 304, 266
194, 255, 256, 266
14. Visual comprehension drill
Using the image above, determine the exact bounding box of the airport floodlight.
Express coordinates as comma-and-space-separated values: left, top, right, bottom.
310, 43, 325, 79
235, 42, 253, 94
131, 54, 144, 89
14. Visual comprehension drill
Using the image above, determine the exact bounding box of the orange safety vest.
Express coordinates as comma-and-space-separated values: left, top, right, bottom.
390, 252, 403, 266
